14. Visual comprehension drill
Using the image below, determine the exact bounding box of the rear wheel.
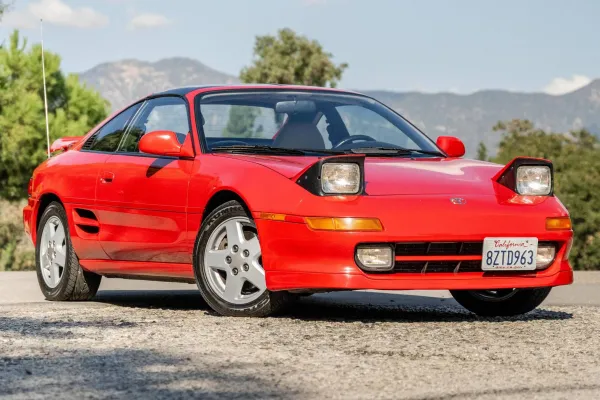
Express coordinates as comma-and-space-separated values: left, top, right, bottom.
36, 202, 101, 301
193, 200, 294, 317
450, 287, 552, 316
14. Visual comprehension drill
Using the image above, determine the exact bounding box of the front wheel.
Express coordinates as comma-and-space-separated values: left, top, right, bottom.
193, 200, 294, 317
450, 287, 552, 316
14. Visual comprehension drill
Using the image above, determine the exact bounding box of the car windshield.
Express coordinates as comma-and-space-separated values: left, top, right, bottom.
198, 90, 443, 156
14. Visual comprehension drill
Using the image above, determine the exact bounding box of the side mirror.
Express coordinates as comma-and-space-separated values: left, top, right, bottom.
138, 130, 194, 158
436, 136, 465, 158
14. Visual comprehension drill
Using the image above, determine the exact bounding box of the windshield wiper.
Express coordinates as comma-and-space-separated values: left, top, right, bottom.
211, 145, 344, 156
349, 147, 445, 157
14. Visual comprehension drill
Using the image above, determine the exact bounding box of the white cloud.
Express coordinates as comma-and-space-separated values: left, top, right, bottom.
2, 11, 38, 29
128, 13, 172, 30
543, 75, 592, 95
2, 0, 108, 29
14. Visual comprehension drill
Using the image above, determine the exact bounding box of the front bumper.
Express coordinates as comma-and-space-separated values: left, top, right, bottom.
255, 216, 573, 292
23, 198, 35, 242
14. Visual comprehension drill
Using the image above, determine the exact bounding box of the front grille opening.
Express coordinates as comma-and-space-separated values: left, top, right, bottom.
395, 241, 483, 256
393, 260, 483, 273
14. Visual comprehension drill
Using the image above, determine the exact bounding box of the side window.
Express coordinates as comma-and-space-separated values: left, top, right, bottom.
89, 104, 140, 152
119, 97, 190, 153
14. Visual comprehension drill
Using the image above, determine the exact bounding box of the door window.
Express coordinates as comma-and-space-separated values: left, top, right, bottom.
88, 104, 141, 152
119, 97, 190, 153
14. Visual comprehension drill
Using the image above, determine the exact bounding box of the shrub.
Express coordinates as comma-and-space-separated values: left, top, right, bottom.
0, 199, 35, 271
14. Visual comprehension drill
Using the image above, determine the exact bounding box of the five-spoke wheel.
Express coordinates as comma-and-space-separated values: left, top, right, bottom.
39, 216, 67, 288
194, 200, 294, 317
35, 202, 101, 301
203, 217, 266, 304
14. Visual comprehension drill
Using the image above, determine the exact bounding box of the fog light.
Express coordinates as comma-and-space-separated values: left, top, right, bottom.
536, 245, 556, 270
356, 246, 394, 271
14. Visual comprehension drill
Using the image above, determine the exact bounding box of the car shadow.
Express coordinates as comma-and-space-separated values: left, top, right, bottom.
94, 290, 573, 322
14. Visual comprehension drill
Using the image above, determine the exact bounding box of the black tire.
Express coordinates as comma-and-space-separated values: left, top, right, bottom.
450, 287, 552, 317
35, 202, 101, 301
193, 200, 294, 317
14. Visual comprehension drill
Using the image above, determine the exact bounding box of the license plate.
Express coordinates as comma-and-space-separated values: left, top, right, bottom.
481, 238, 538, 271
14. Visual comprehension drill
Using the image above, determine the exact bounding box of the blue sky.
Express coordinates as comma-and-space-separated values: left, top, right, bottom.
1, 0, 599, 94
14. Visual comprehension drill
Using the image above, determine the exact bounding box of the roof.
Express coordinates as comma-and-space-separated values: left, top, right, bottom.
149, 84, 355, 99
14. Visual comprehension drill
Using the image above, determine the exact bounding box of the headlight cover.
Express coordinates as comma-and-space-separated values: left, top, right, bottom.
321, 163, 361, 194
495, 158, 554, 197
516, 166, 552, 195
296, 156, 365, 196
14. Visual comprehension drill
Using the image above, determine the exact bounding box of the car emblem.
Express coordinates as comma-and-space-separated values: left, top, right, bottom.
450, 197, 466, 205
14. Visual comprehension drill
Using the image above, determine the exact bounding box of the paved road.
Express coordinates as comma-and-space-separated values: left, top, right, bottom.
1, 271, 599, 399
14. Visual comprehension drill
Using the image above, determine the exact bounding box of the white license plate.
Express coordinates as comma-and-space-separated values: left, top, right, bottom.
481, 238, 538, 271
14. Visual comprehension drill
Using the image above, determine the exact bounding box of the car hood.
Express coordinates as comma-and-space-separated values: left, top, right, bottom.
220, 155, 504, 196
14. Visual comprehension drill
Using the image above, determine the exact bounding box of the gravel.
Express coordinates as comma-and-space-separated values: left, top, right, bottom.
1, 292, 599, 399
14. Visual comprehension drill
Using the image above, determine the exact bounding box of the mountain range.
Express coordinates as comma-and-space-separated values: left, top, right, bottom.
79, 57, 600, 156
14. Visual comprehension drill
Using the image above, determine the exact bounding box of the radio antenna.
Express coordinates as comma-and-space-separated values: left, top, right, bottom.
40, 19, 51, 158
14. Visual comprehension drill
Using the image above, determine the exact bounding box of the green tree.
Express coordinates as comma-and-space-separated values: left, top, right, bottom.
493, 119, 600, 270
476, 141, 488, 161
0, 30, 108, 200
223, 106, 261, 138
240, 28, 348, 88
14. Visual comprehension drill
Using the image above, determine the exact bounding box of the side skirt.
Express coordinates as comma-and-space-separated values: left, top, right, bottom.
79, 259, 195, 282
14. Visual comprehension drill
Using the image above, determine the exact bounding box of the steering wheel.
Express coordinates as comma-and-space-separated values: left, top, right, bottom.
333, 135, 377, 148
212, 140, 248, 147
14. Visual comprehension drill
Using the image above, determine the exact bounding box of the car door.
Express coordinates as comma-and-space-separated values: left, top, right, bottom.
69, 103, 142, 260
95, 96, 195, 264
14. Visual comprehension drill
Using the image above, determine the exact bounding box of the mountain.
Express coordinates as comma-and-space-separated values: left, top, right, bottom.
79, 57, 600, 156
79, 58, 239, 111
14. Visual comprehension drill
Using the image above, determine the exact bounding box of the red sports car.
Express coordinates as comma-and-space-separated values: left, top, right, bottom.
23, 85, 573, 317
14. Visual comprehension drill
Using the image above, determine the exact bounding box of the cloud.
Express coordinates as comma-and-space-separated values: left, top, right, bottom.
543, 75, 592, 95
2, 10, 37, 29
2, 0, 108, 29
128, 13, 172, 30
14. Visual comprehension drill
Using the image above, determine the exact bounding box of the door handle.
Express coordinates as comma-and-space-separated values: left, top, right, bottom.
101, 171, 115, 183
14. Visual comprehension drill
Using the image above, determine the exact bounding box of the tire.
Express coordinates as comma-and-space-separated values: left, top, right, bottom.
35, 202, 101, 301
193, 200, 294, 317
450, 287, 552, 317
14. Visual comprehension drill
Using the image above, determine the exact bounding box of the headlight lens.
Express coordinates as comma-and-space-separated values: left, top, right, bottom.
516, 166, 551, 195
536, 244, 556, 269
321, 163, 361, 194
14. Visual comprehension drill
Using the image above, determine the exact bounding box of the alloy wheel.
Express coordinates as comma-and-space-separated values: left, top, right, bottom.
39, 216, 67, 288
203, 216, 266, 305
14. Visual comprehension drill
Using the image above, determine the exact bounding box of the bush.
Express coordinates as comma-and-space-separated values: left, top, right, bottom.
0, 199, 35, 271
493, 120, 600, 270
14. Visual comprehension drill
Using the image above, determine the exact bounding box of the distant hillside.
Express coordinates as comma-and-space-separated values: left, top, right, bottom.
79, 57, 600, 156
80, 57, 239, 111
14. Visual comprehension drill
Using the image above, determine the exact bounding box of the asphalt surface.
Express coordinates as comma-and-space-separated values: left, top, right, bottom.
1, 271, 600, 399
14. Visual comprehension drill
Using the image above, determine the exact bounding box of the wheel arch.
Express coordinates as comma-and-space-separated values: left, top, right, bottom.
33, 192, 65, 243
201, 189, 253, 225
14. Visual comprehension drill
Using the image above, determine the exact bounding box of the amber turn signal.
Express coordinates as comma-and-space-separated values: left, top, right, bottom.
305, 217, 383, 232
257, 212, 287, 221
546, 216, 572, 231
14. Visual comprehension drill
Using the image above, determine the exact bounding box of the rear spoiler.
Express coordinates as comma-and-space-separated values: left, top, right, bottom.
50, 136, 83, 153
